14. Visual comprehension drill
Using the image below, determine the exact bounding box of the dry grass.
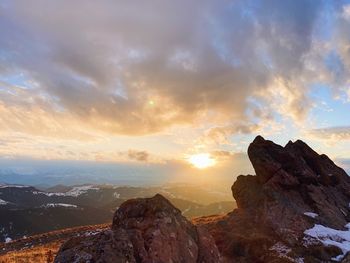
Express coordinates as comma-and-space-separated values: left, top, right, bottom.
0, 241, 60, 263
0, 223, 110, 263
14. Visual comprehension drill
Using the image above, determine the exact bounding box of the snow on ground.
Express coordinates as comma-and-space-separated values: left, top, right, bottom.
304, 223, 350, 261
269, 242, 304, 263
84, 229, 104, 237
303, 212, 318, 218
42, 203, 78, 208
0, 199, 8, 205
63, 185, 99, 197
34, 185, 99, 197
182, 207, 191, 215
5, 237, 12, 243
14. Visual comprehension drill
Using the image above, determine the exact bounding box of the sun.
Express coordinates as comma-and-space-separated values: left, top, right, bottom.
188, 153, 216, 169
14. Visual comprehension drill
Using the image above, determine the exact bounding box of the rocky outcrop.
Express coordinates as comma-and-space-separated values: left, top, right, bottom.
55, 136, 350, 262
54, 194, 221, 263
196, 136, 350, 262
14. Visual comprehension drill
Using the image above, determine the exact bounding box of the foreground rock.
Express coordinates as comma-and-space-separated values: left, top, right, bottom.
196, 136, 350, 262
54, 194, 221, 263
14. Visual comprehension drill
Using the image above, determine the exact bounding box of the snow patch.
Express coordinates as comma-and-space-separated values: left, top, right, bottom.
182, 207, 191, 215
34, 185, 99, 197
43, 203, 78, 208
83, 228, 106, 237
303, 212, 318, 218
5, 237, 12, 243
0, 199, 8, 205
304, 223, 350, 261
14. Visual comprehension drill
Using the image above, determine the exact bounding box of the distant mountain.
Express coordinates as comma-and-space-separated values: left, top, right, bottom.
0, 184, 235, 242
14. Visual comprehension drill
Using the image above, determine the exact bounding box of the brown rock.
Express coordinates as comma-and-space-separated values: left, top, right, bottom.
55, 194, 222, 263
204, 136, 350, 262
54, 229, 135, 263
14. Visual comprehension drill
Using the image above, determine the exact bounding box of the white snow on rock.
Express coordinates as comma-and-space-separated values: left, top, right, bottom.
5, 237, 12, 243
43, 203, 78, 208
0, 199, 8, 205
34, 185, 99, 197
304, 223, 350, 261
113, 192, 120, 198
303, 212, 318, 218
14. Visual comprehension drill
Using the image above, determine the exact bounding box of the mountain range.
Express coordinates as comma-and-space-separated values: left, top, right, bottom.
0, 183, 234, 242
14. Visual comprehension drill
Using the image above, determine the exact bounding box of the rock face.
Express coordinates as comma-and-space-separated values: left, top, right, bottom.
196, 136, 350, 262
55, 136, 350, 263
54, 194, 221, 263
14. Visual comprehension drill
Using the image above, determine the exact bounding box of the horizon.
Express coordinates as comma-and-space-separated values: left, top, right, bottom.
0, 136, 349, 189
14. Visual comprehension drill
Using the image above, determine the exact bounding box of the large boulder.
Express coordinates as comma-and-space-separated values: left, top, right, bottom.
55, 194, 222, 263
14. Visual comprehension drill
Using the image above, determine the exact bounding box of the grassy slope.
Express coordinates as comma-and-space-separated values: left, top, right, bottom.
0, 224, 110, 263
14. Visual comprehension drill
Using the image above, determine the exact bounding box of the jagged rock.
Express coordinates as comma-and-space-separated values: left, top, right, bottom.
199, 136, 350, 262
55, 194, 222, 263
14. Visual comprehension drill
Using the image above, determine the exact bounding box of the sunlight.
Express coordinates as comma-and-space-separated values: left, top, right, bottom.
188, 153, 216, 169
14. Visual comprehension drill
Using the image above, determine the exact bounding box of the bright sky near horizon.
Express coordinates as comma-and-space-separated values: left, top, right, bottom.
0, 0, 350, 183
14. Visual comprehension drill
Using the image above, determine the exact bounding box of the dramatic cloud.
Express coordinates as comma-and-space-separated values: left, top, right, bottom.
0, 0, 332, 138
0, 0, 350, 166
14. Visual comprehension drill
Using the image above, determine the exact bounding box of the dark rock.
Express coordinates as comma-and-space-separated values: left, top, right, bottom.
204, 136, 350, 262
55, 194, 222, 263
54, 229, 135, 263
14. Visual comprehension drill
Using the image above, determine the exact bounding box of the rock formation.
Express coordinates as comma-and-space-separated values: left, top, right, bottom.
196, 136, 350, 262
55, 136, 350, 262
54, 194, 221, 263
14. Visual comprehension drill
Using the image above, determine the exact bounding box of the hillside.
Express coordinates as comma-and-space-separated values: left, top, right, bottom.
0, 184, 235, 242
0, 224, 109, 263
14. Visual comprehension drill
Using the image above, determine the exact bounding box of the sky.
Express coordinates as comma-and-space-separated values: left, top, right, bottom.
0, 0, 350, 187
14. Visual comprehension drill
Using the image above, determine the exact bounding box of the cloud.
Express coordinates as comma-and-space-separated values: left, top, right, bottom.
127, 150, 149, 162
0, 0, 329, 139
307, 126, 350, 143
335, 158, 350, 173
202, 123, 260, 145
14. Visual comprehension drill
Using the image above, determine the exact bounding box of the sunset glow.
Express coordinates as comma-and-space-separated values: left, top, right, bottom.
188, 154, 216, 169
0, 0, 349, 186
